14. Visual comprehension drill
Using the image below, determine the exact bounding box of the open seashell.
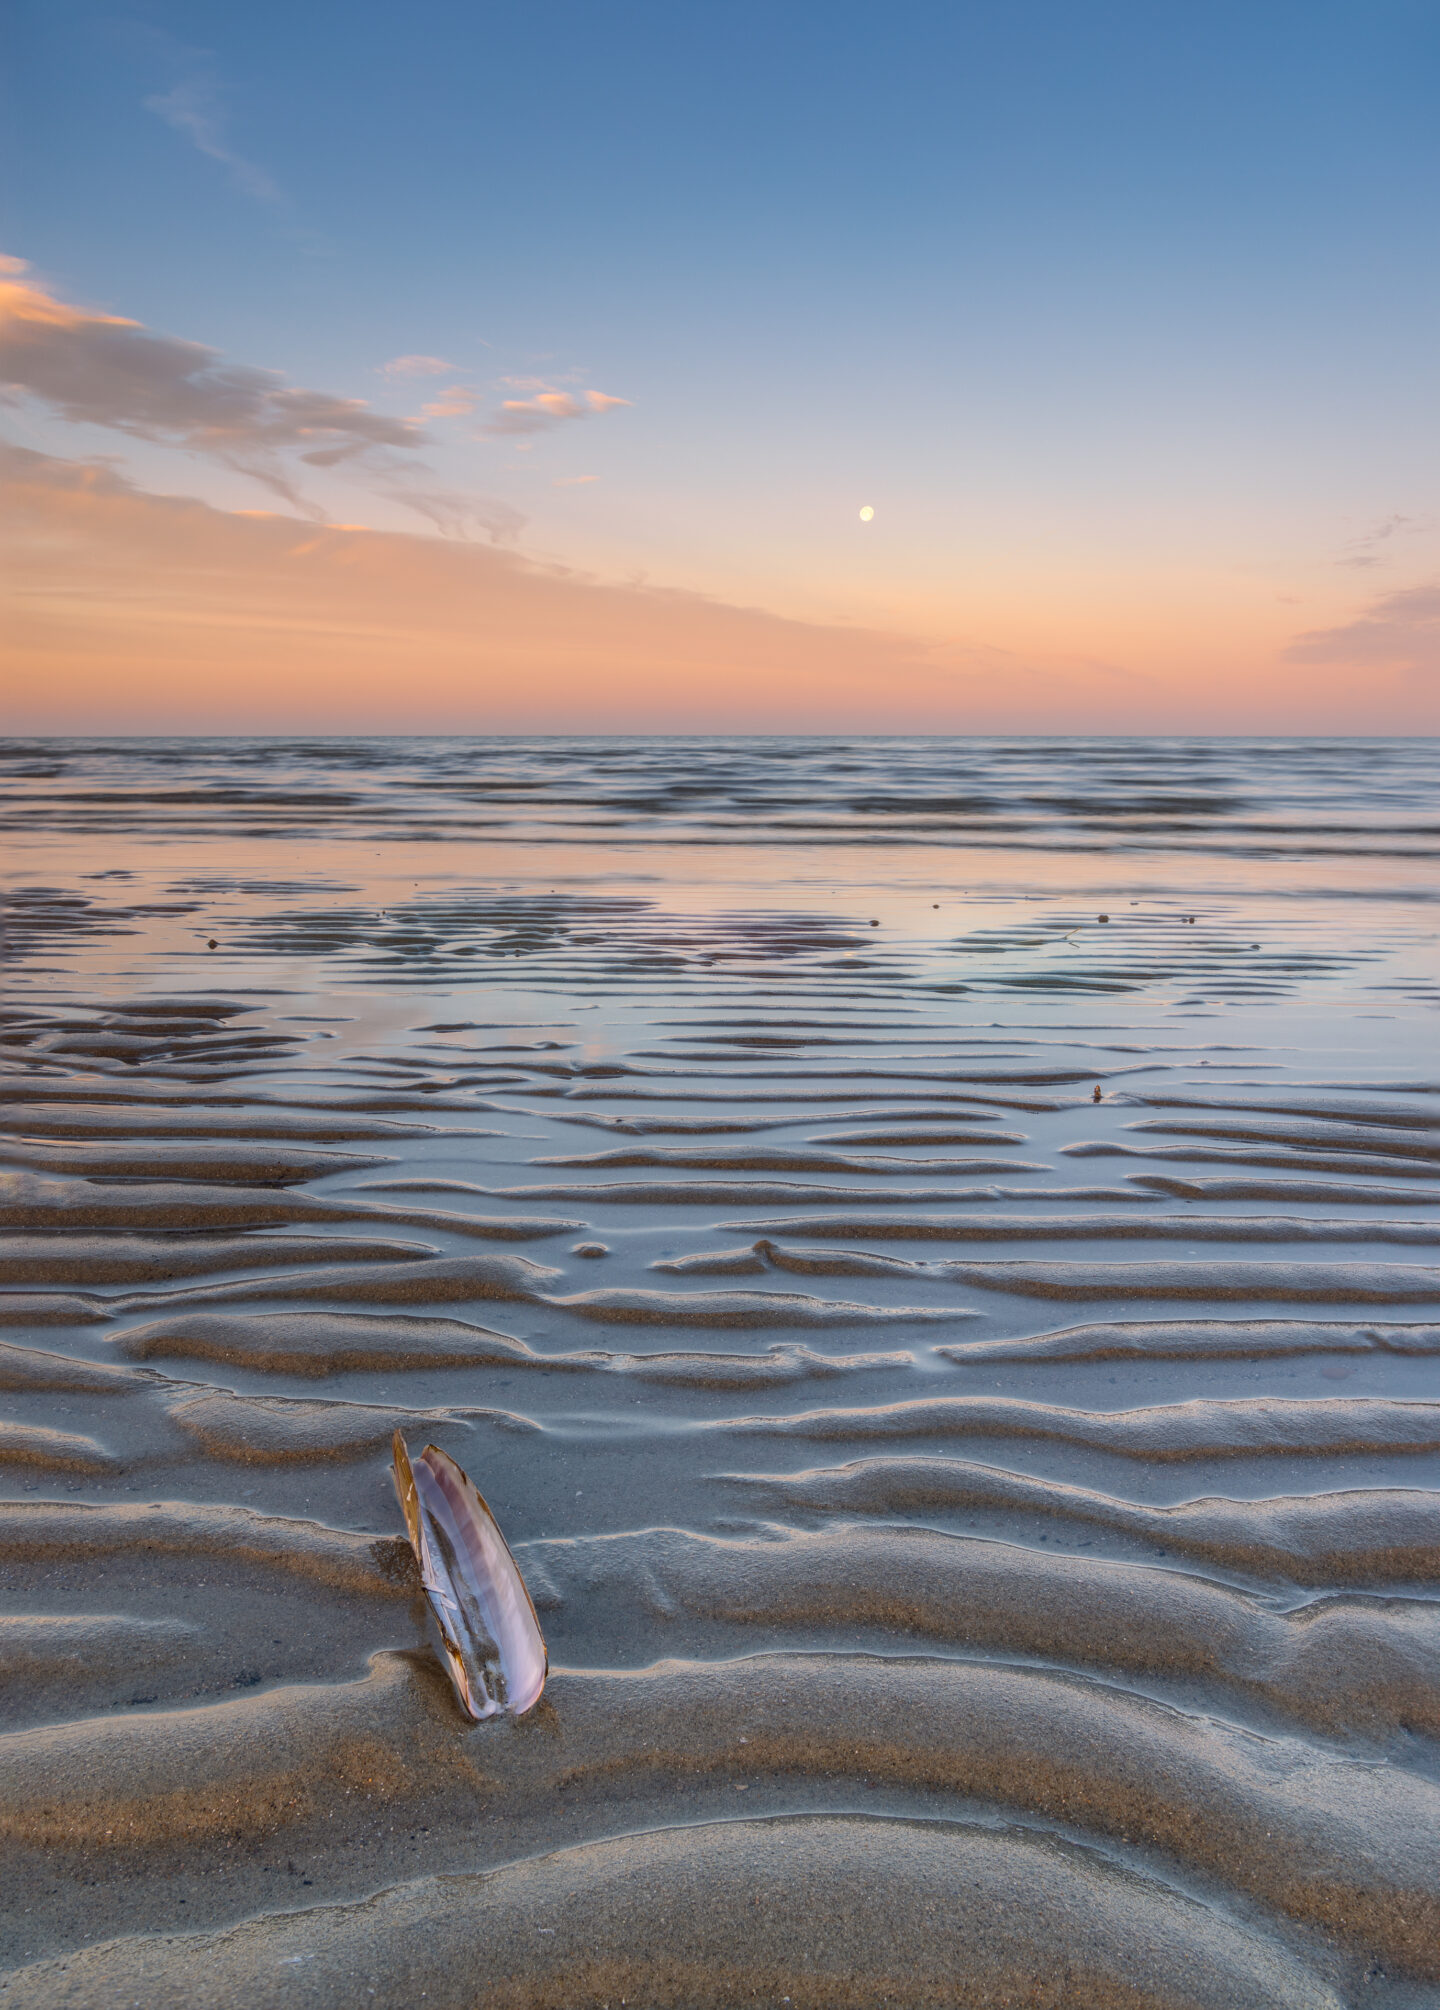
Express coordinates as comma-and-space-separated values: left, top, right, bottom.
392, 1431, 548, 1719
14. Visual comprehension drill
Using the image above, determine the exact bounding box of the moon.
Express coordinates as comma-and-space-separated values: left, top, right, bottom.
858, 505, 874, 522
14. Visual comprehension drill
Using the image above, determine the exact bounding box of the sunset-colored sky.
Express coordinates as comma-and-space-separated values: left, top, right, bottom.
3, 0, 1438, 731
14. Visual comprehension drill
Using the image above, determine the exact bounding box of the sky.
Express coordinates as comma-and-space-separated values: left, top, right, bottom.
2, 0, 1438, 732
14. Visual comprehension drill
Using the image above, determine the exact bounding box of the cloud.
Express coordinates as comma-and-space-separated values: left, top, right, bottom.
487, 391, 586, 433
554, 475, 599, 486
482, 386, 631, 436
422, 386, 480, 419
0, 262, 519, 535
1335, 513, 1428, 571
1285, 581, 1440, 671
7, 441, 1433, 734
368, 475, 523, 543
381, 355, 456, 379
0, 263, 419, 496
144, 71, 282, 205
0, 441, 1044, 733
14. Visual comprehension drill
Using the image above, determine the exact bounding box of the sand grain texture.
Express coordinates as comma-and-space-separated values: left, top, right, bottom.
2, 1816, 1347, 2010
4, 734, 1440, 2004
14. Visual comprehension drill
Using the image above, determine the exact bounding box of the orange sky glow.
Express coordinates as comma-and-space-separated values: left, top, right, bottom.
4, 438, 1434, 735
1, 250, 1436, 734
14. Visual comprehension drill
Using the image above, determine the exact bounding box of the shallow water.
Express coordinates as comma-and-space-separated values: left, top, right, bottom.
2, 735, 1439, 2008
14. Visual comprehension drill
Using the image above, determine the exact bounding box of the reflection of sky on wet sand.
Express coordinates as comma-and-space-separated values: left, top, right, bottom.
6, 736, 1440, 1012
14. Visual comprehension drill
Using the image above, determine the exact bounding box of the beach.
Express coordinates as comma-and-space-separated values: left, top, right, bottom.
2, 733, 1438, 2007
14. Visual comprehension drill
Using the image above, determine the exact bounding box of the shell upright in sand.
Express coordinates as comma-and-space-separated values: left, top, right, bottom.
392, 1431, 548, 1719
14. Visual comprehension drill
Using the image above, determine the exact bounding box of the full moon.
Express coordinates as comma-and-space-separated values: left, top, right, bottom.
858, 505, 874, 522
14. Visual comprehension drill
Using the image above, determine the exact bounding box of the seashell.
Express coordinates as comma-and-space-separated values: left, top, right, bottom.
392, 1431, 548, 1719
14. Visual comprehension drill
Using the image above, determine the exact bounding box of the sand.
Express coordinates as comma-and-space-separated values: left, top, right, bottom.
2, 734, 1439, 2005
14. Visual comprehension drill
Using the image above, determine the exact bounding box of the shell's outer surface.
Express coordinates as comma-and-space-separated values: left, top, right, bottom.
391, 1429, 482, 1718
391, 1431, 548, 1720
392, 1429, 423, 1553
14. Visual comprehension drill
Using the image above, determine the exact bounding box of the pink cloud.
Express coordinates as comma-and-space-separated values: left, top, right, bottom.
1285, 581, 1440, 670
6, 442, 1432, 733
422, 386, 480, 419
0, 265, 426, 516
481, 386, 631, 437
380, 354, 456, 379
0, 265, 517, 535
0, 441, 989, 732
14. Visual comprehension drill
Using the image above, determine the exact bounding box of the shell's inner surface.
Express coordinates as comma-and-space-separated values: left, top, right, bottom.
392, 1431, 547, 1720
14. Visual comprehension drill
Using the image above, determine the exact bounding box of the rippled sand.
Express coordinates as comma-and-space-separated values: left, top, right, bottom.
2, 736, 1439, 2007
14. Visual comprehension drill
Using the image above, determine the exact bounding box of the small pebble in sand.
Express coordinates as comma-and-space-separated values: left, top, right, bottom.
1097, 914, 1109, 923
869, 919, 879, 926
1092, 1085, 1103, 1102
572, 1242, 610, 1258
207, 939, 218, 950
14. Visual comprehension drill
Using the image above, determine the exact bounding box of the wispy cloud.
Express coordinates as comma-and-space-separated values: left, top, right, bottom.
482, 387, 632, 437
1335, 513, 1428, 570
144, 70, 281, 205
554, 474, 599, 486
381, 354, 456, 379
11, 439, 1425, 733
0, 260, 516, 538
422, 386, 479, 419
0, 441, 1033, 733
1286, 581, 1440, 670
369, 476, 522, 542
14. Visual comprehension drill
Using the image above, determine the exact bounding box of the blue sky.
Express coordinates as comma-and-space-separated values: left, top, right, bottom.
4, 0, 1438, 727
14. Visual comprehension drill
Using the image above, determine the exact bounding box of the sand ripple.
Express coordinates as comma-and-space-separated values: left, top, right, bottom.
4, 734, 1439, 1999
3, 1814, 1343, 2010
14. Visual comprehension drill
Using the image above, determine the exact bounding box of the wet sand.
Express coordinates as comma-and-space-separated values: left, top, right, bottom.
2, 735, 1439, 2007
